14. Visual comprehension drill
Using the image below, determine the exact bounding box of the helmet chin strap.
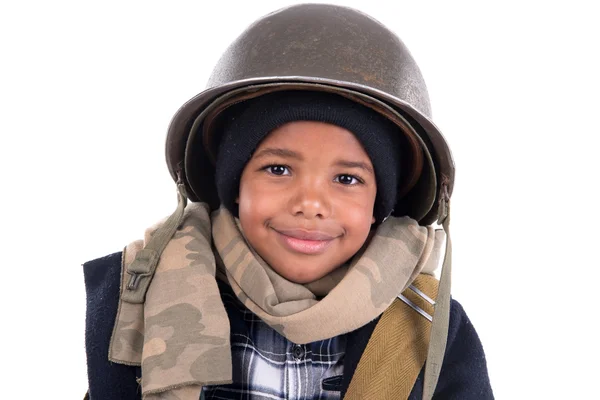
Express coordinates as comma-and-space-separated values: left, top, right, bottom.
423, 180, 452, 399
122, 175, 188, 304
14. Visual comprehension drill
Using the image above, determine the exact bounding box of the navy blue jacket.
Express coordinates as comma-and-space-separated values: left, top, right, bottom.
84, 252, 493, 399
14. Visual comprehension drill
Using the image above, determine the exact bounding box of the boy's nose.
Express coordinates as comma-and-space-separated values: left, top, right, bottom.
289, 183, 331, 219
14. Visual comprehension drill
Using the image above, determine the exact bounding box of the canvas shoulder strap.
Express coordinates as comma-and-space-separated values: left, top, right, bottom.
344, 273, 439, 400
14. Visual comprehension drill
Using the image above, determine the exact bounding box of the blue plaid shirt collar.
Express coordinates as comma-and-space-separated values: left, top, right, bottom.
202, 280, 346, 400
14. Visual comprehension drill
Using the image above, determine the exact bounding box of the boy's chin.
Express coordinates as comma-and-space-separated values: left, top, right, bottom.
270, 261, 339, 284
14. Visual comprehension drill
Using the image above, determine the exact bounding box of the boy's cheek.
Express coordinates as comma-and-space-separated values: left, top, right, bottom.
238, 179, 288, 207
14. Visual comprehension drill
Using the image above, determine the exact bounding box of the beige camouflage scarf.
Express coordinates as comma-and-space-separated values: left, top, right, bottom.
109, 202, 437, 399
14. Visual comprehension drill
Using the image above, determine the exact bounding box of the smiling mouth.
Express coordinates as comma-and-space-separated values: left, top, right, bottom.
272, 228, 337, 255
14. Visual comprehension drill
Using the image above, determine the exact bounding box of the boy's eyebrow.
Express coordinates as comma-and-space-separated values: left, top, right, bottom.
334, 159, 374, 175
253, 148, 374, 174
253, 147, 303, 160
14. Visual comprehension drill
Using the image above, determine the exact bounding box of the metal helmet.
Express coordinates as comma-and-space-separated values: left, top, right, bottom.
165, 3, 454, 225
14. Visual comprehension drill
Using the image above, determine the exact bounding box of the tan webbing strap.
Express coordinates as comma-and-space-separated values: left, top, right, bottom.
344, 275, 439, 399
121, 181, 188, 304
423, 183, 452, 399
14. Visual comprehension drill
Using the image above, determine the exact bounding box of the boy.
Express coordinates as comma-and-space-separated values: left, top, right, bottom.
83, 4, 493, 399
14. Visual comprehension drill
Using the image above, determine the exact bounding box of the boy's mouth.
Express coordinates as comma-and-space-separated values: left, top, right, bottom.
272, 228, 337, 255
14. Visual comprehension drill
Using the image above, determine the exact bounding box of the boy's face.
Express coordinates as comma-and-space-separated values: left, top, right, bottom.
237, 121, 377, 284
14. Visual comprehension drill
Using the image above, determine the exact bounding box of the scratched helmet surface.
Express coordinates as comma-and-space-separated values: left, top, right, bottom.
165, 3, 454, 225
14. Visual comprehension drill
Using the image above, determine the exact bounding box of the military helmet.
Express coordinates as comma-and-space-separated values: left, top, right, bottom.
165, 3, 454, 226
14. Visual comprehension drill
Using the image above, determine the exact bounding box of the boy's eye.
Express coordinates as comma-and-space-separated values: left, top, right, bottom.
335, 174, 361, 185
266, 165, 290, 176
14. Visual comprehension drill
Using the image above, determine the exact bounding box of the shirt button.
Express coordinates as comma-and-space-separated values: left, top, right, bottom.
292, 344, 305, 360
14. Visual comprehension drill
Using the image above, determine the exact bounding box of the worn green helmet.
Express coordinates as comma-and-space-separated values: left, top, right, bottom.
165, 3, 454, 226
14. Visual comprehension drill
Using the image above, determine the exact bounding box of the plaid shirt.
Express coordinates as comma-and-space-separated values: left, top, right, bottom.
202, 281, 346, 400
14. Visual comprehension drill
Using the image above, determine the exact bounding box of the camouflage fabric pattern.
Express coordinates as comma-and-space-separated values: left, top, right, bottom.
212, 207, 437, 344
110, 203, 232, 399
109, 204, 439, 399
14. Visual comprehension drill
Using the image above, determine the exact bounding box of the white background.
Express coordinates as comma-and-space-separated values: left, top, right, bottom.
1, 1, 599, 399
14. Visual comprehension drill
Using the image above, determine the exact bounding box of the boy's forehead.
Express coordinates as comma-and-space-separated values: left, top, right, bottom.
254, 121, 372, 158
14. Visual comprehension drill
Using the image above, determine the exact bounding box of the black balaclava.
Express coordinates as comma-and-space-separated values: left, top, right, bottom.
215, 90, 402, 223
